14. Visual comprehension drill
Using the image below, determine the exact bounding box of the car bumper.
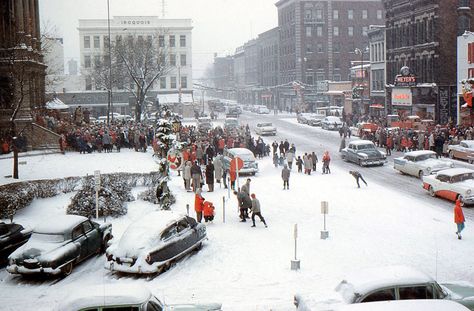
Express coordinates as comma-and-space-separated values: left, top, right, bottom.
106, 261, 158, 274
238, 168, 259, 174
461, 196, 474, 204
259, 131, 276, 136
7, 264, 62, 275
360, 159, 386, 166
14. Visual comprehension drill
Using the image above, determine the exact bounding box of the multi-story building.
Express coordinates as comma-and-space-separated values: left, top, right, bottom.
212, 55, 234, 99
66, 16, 193, 116
233, 46, 246, 104
257, 27, 280, 109
368, 25, 386, 116
384, 0, 474, 123
457, 31, 474, 125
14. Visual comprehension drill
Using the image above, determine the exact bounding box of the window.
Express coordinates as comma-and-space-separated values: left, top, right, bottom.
334, 58, 340, 69
362, 26, 368, 36
161, 225, 177, 240
333, 74, 341, 81
84, 36, 90, 48
160, 77, 166, 89
102, 306, 139, 311
82, 221, 93, 233
180, 54, 186, 66
317, 26, 323, 37
170, 54, 176, 66
377, 9, 383, 19
72, 225, 83, 240
104, 35, 109, 48
468, 68, 474, 78
306, 26, 312, 37
361, 289, 396, 302
305, 9, 312, 19
84, 55, 91, 68
93, 36, 100, 48
93, 55, 100, 67
348, 10, 353, 20
169, 35, 175, 47
316, 9, 323, 19
333, 26, 339, 36
317, 43, 323, 53
333, 10, 339, 20
306, 43, 313, 53
468, 42, 474, 64
159, 35, 165, 47
181, 76, 187, 88
362, 9, 368, 19
399, 285, 434, 300
180, 35, 186, 47
348, 26, 354, 36
170, 76, 177, 89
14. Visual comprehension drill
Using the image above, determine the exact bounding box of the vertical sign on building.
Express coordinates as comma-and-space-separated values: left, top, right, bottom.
438, 87, 450, 125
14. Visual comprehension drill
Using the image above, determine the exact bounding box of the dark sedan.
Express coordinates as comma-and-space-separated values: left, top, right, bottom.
0, 222, 32, 265
7, 215, 112, 277
341, 140, 387, 166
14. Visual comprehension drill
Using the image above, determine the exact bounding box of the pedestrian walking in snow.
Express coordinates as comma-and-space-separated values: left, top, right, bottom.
454, 199, 465, 240
311, 151, 318, 172
250, 194, 267, 228
296, 156, 303, 173
322, 151, 331, 174
339, 137, 346, 152
273, 152, 279, 167
282, 164, 290, 189
191, 161, 203, 193
214, 155, 223, 184
286, 149, 295, 169
241, 178, 251, 195
194, 188, 205, 223
205, 161, 215, 192
183, 161, 192, 191
303, 153, 313, 175
349, 170, 368, 188
234, 190, 252, 222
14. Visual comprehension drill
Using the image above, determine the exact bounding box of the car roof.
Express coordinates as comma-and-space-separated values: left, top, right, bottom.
228, 148, 254, 155
336, 299, 469, 311
58, 283, 152, 311
349, 140, 374, 146
34, 215, 88, 234
336, 265, 435, 302
404, 150, 436, 157
436, 168, 474, 177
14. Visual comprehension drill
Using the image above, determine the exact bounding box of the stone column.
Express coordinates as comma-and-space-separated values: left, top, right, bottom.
34, 0, 41, 51
15, 0, 24, 33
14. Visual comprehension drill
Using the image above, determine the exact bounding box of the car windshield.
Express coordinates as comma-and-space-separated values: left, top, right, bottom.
451, 173, 474, 183
357, 144, 375, 150
30, 232, 65, 243
415, 154, 437, 162
259, 123, 272, 127
464, 141, 474, 149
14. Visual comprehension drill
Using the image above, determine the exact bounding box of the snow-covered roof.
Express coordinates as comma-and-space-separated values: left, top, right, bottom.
58, 283, 152, 311
350, 140, 374, 146
34, 215, 87, 234
336, 265, 434, 303
336, 299, 469, 311
404, 150, 436, 157
157, 93, 193, 104
436, 168, 474, 177
460, 140, 474, 147
228, 148, 255, 159
45, 98, 69, 110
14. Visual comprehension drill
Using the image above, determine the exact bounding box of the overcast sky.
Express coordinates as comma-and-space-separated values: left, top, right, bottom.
39, 0, 278, 79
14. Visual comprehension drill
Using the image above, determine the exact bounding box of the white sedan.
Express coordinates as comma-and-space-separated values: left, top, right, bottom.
422, 168, 474, 206
255, 122, 277, 136
394, 150, 454, 178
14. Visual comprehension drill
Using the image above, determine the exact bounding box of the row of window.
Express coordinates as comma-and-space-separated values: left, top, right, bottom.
85, 76, 188, 91
371, 69, 385, 91
370, 42, 385, 62
83, 34, 187, 49
390, 55, 434, 83
305, 8, 383, 21
306, 25, 369, 37
159, 35, 186, 48
83, 53, 187, 69
388, 17, 435, 49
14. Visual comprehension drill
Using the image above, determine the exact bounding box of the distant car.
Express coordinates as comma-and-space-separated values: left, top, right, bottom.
96, 116, 108, 123
307, 114, 325, 126
8, 215, 112, 276
227, 105, 241, 115
448, 140, 474, 164
223, 148, 258, 175
297, 113, 312, 124
394, 150, 455, 178
321, 116, 344, 130
106, 212, 206, 274
115, 114, 133, 122
255, 122, 277, 136
256, 106, 270, 114
340, 140, 386, 166
224, 117, 239, 132
0, 222, 32, 266
422, 168, 474, 206
197, 117, 213, 133
58, 283, 223, 311
294, 265, 474, 311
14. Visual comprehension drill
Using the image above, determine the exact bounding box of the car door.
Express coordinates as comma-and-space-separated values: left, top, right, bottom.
347, 144, 357, 163
358, 287, 396, 303
82, 221, 100, 255
175, 218, 194, 254
404, 156, 416, 175
459, 142, 469, 160
71, 224, 88, 261
151, 224, 178, 263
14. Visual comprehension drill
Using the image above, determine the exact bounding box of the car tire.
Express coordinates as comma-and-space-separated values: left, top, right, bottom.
358, 159, 363, 166
62, 262, 73, 276
418, 171, 424, 179
101, 235, 112, 253
429, 186, 436, 197
469, 159, 474, 164
449, 151, 454, 159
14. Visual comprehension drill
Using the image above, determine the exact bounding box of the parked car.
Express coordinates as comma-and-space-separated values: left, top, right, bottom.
294, 265, 474, 311
255, 122, 277, 136
448, 140, 474, 164
321, 116, 344, 130
224, 117, 239, 132
422, 168, 474, 206
394, 150, 455, 178
222, 148, 258, 175
197, 117, 213, 133
7, 215, 112, 276
340, 140, 386, 166
335, 300, 470, 311
307, 114, 325, 126
297, 113, 312, 124
349, 122, 378, 137
0, 222, 32, 266
58, 283, 223, 311
106, 212, 206, 274
256, 106, 270, 114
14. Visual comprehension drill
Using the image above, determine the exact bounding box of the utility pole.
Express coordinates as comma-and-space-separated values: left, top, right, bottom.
107, 0, 113, 125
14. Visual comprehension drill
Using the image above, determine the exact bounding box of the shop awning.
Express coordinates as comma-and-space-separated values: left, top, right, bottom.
157, 93, 194, 105
45, 98, 69, 110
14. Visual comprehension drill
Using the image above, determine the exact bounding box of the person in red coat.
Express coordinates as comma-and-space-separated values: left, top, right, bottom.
203, 201, 215, 222
194, 188, 205, 223
454, 199, 465, 240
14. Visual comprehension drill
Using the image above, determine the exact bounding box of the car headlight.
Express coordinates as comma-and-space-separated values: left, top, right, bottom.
8, 258, 15, 265
450, 163, 455, 168
467, 189, 472, 195
426, 167, 432, 172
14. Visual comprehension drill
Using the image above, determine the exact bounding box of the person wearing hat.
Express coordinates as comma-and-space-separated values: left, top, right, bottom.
250, 193, 267, 228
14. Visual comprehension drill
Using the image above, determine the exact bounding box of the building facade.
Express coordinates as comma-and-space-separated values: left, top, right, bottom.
457, 31, 474, 125
368, 25, 386, 116
212, 55, 234, 99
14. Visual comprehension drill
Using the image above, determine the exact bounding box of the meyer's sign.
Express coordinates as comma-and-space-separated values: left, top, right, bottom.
394, 66, 417, 87
392, 88, 412, 106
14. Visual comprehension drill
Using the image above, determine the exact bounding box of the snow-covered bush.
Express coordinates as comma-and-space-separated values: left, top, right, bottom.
138, 176, 175, 210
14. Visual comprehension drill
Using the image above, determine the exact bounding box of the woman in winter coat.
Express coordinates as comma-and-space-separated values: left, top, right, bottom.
203, 201, 215, 222
303, 153, 313, 175
213, 155, 223, 183
454, 199, 465, 240
194, 189, 205, 223
205, 161, 215, 192
322, 151, 331, 174
281, 164, 290, 189
183, 161, 192, 191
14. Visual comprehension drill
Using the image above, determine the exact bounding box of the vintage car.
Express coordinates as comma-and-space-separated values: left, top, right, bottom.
335, 300, 470, 311
294, 265, 474, 311
106, 212, 206, 274
224, 117, 239, 132
394, 150, 455, 178
448, 140, 474, 164
321, 116, 344, 130
7, 215, 112, 276
58, 283, 222, 311
340, 140, 386, 166
297, 113, 312, 124
422, 168, 474, 206
0, 222, 32, 266
197, 117, 213, 133
349, 122, 378, 137
256, 106, 270, 114
255, 122, 277, 136
307, 114, 325, 126
222, 147, 259, 175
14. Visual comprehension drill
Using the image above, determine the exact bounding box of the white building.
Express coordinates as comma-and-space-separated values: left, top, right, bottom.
457, 31, 474, 125
368, 25, 386, 116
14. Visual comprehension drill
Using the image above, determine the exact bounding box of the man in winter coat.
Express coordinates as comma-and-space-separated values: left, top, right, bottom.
194, 188, 205, 223
311, 152, 318, 171
241, 178, 251, 195
250, 193, 267, 228
183, 161, 192, 191
282, 164, 291, 190
322, 151, 331, 174
303, 153, 313, 175
205, 161, 215, 192
203, 200, 215, 222
191, 161, 203, 193
296, 156, 303, 173
349, 170, 368, 188
213, 155, 223, 184
454, 199, 465, 240
234, 190, 252, 221
286, 149, 295, 169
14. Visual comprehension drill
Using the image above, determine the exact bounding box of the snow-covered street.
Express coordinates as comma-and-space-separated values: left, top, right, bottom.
1, 127, 474, 310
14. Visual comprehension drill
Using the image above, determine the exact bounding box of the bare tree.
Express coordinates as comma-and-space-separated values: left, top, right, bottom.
41, 21, 64, 94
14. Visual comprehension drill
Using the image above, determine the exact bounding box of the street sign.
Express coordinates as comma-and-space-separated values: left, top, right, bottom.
321, 201, 328, 214
94, 170, 101, 189
229, 157, 244, 172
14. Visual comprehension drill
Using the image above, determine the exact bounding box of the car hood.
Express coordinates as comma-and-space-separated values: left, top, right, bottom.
259, 126, 275, 130
358, 149, 381, 157
441, 282, 474, 301
419, 159, 453, 169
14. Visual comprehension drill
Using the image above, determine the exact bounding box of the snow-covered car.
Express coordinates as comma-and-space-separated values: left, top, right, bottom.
340, 140, 386, 166
294, 265, 474, 311
335, 300, 470, 311
422, 168, 474, 206
197, 117, 213, 133
255, 122, 277, 136
394, 150, 455, 178
224, 117, 239, 132
222, 147, 258, 175
106, 212, 206, 274
0, 222, 32, 266
256, 106, 270, 114
321, 116, 344, 130
448, 140, 474, 164
307, 114, 325, 126
297, 113, 312, 124
7, 215, 112, 276
58, 283, 223, 311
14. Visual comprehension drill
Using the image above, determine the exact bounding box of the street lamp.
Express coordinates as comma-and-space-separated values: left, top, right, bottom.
354, 47, 369, 114
106, 0, 113, 125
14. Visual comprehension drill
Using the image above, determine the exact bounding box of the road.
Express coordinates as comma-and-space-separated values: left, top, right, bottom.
237, 110, 474, 220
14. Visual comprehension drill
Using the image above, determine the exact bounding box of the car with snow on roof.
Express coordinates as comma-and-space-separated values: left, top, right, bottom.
394, 150, 454, 178
294, 265, 474, 311
7, 215, 112, 277
422, 168, 474, 206
297, 113, 312, 124
57, 283, 223, 311
321, 116, 344, 130
222, 148, 258, 175
448, 140, 474, 164
255, 122, 277, 136
106, 211, 206, 274
307, 114, 325, 126
0, 222, 32, 266
334, 300, 470, 311
340, 140, 386, 166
